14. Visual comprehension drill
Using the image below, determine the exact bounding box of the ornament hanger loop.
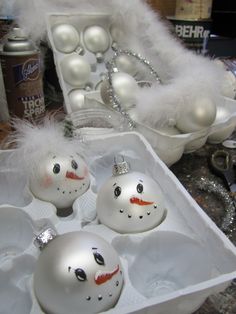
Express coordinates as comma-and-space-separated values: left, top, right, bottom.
34, 227, 58, 251
113, 155, 130, 176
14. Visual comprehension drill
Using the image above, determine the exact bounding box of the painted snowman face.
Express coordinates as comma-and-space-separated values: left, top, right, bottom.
34, 231, 123, 314
29, 153, 90, 209
97, 171, 166, 233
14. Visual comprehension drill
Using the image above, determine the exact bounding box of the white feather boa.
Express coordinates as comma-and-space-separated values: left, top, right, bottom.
3, 0, 226, 129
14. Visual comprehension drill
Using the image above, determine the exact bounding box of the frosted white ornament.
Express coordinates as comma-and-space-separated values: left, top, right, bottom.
61, 54, 91, 87
100, 72, 138, 110
115, 55, 137, 76
97, 158, 166, 233
83, 26, 110, 62
52, 24, 80, 53
29, 152, 90, 210
34, 229, 123, 314
176, 97, 217, 133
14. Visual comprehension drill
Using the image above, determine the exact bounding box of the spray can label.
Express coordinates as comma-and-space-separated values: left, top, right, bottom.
0, 52, 45, 120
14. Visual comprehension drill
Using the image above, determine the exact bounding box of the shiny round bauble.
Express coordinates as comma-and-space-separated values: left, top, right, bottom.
34, 231, 123, 314
69, 89, 85, 112
176, 97, 217, 133
115, 55, 137, 76
100, 72, 138, 110
61, 54, 91, 87
97, 171, 166, 233
83, 26, 110, 54
29, 152, 90, 209
52, 24, 80, 53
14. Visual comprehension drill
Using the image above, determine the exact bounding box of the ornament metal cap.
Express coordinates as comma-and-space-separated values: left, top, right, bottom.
112, 156, 130, 176
34, 228, 58, 251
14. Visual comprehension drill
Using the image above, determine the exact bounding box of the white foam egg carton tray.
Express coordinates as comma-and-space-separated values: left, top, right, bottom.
70, 96, 236, 166
1, 132, 236, 314
46, 13, 116, 115
45, 12, 236, 167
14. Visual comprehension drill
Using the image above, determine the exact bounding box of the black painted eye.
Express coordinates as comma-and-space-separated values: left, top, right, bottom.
114, 186, 121, 197
137, 183, 143, 193
71, 160, 78, 170
74, 268, 87, 281
53, 163, 60, 174
93, 252, 105, 266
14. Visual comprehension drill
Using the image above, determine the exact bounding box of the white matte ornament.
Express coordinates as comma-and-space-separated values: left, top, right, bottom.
176, 97, 217, 133
61, 54, 91, 87
83, 26, 110, 62
97, 159, 166, 233
52, 24, 80, 53
34, 230, 123, 314
100, 72, 138, 110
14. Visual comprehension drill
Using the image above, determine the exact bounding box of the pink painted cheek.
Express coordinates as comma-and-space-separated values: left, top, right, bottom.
83, 166, 89, 178
40, 174, 53, 188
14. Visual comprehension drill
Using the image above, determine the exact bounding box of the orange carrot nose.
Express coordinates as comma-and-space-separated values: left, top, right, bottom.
95, 265, 120, 285
130, 197, 154, 206
66, 171, 84, 180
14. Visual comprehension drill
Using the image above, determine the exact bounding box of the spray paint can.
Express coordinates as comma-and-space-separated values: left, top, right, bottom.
0, 15, 16, 121
0, 28, 45, 121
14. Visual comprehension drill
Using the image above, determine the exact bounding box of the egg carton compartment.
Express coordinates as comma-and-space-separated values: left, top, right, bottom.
0, 132, 236, 314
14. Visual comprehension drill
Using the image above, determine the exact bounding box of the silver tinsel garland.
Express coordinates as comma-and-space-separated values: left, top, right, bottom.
197, 177, 236, 238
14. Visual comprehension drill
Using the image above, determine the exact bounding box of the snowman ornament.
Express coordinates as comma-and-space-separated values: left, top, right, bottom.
97, 157, 166, 233
34, 229, 124, 314
10, 118, 90, 216
29, 151, 90, 212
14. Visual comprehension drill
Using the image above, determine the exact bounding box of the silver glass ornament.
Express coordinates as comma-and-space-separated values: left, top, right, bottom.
100, 72, 138, 111
52, 24, 80, 54
97, 159, 166, 233
34, 229, 124, 314
61, 54, 91, 87
176, 97, 217, 133
83, 26, 110, 62
29, 152, 90, 209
